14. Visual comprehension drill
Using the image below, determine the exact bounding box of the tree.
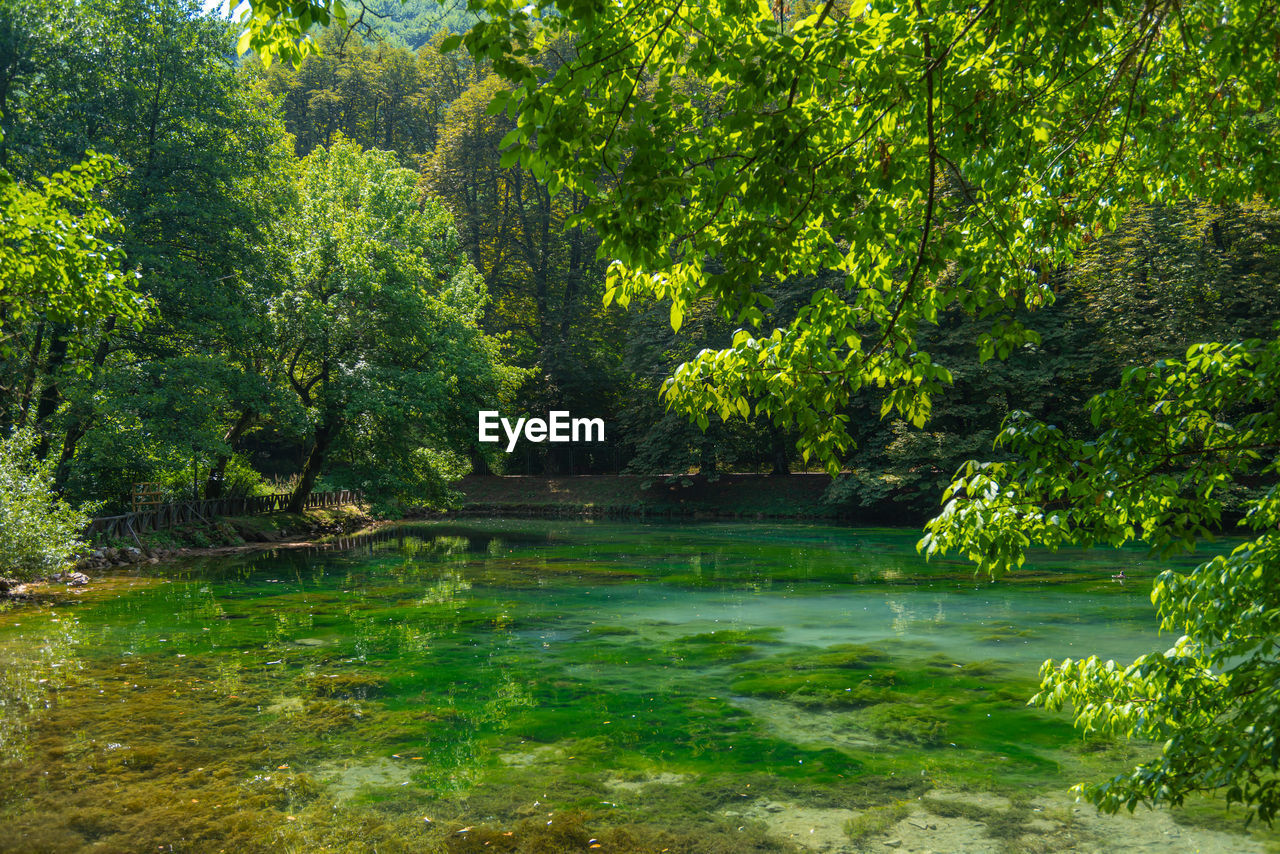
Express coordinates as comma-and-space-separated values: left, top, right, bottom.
255, 28, 474, 159
230, 0, 1280, 819
0, 151, 150, 481
450, 0, 1280, 820
1, 0, 298, 504
233, 0, 1279, 456
825, 201, 1280, 520
426, 68, 624, 474
275, 139, 519, 511
357, 0, 476, 50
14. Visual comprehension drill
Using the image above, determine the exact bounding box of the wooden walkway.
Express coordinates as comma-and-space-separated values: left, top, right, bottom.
85, 490, 362, 542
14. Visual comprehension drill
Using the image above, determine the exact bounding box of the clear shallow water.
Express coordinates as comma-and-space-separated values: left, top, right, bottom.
0, 521, 1268, 853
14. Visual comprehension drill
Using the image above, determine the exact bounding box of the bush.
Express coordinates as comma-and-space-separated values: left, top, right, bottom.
0, 430, 89, 579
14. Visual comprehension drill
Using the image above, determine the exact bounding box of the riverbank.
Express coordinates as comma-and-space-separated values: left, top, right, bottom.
0, 505, 377, 601
450, 473, 844, 519
7, 472, 935, 600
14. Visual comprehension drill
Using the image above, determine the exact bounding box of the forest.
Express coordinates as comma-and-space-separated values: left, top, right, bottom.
4, 0, 1276, 522
4, 0, 1280, 848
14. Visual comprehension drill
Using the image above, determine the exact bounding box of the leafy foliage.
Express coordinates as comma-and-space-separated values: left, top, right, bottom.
0, 155, 145, 356
0, 0, 298, 504
15, 0, 1280, 820
432, 0, 1280, 820
275, 139, 522, 509
231, 0, 474, 66
359, 0, 476, 49
0, 429, 87, 579
254, 27, 478, 159
922, 338, 1280, 821
446, 0, 1278, 469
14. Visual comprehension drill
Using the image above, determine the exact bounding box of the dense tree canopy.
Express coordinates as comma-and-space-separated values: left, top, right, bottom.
0, 0, 525, 512
235, 0, 1278, 449
0, 155, 145, 363
478, 0, 1278, 465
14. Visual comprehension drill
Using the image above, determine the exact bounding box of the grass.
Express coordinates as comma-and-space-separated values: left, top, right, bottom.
227, 505, 369, 541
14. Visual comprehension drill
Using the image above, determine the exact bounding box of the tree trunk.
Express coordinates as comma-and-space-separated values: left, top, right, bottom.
287, 413, 340, 513
559, 194, 584, 340
770, 427, 791, 476
204, 410, 256, 498
49, 315, 117, 486
33, 326, 70, 460
54, 418, 87, 491
14, 320, 45, 430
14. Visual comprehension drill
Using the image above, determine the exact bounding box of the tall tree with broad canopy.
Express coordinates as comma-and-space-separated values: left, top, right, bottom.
0, 155, 145, 362
236, 0, 1280, 820
1, 0, 296, 502
276, 139, 521, 512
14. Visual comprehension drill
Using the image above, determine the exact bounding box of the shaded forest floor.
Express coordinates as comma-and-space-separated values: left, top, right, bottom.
450, 474, 843, 519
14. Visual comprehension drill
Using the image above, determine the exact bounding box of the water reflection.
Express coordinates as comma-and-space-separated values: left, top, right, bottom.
0, 608, 83, 761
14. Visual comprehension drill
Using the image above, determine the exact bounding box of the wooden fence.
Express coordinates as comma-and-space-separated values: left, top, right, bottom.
85, 490, 362, 542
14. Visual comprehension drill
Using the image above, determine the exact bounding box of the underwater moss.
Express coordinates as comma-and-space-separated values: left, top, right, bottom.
440, 809, 789, 854
844, 799, 911, 843
307, 672, 389, 699
864, 704, 949, 747
730, 666, 900, 709
975, 623, 1036, 644
665, 641, 757, 664
671, 629, 781, 645
1166, 792, 1260, 832
4, 520, 1275, 854
787, 644, 890, 670
924, 655, 1006, 677
585, 625, 637, 636
922, 794, 1033, 841
293, 699, 364, 733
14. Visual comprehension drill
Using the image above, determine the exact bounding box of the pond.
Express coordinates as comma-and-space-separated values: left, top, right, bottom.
0, 521, 1271, 853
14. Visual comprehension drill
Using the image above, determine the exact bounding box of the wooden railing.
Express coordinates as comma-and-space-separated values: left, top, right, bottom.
85, 490, 362, 541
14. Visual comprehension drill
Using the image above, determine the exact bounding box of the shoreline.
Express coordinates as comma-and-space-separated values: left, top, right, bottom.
0, 505, 383, 601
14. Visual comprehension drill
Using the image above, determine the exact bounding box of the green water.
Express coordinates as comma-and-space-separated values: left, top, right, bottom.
0, 522, 1270, 853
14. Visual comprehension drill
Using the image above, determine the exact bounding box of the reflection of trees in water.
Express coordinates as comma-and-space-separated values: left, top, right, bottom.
331, 565, 484, 659
417, 673, 537, 796
342, 525, 553, 561
270, 603, 315, 644
209, 656, 247, 697
0, 612, 83, 762
887, 598, 915, 636
419, 570, 472, 605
